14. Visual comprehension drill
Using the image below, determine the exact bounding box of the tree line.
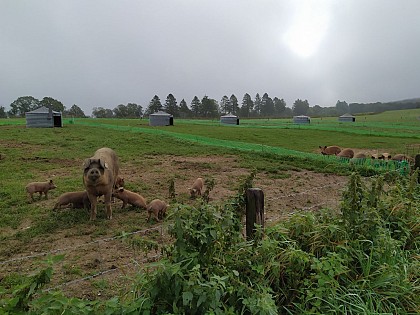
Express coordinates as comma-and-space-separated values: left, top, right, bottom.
1, 94, 419, 119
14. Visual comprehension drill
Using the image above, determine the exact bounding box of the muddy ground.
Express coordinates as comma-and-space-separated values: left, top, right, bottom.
1, 155, 350, 300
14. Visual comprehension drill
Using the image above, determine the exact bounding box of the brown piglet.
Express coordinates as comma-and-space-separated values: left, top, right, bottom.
319, 146, 341, 156
53, 191, 90, 210
188, 177, 204, 198
147, 199, 168, 222
337, 148, 354, 158
26, 179, 57, 201
112, 187, 147, 209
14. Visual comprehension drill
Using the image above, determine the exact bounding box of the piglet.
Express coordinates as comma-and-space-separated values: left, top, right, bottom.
112, 187, 147, 209
53, 191, 90, 210
188, 177, 204, 198
147, 199, 168, 222
26, 179, 57, 201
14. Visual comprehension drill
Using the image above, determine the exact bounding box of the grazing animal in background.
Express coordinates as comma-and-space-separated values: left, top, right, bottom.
350, 152, 367, 165
83, 147, 119, 220
354, 152, 367, 159
371, 153, 386, 160
112, 187, 147, 209
337, 148, 354, 158
381, 153, 392, 160
188, 177, 204, 198
53, 191, 90, 210
392, 154, 412, 162
26, 179, 57, 201
147, 199, 168, 222
319, 146, 341, 156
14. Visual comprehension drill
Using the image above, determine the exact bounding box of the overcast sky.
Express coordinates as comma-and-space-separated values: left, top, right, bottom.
1, 0, 420, 115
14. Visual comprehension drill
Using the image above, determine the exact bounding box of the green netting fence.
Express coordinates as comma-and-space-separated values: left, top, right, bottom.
71, 119, 411, 176
177, 119, 420, 139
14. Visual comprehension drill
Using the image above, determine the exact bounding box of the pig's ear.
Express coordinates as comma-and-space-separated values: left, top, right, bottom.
118, 187, 124, 192
99, 159, 109, 169
49, 179, 53, 184
83, 158, 91, 169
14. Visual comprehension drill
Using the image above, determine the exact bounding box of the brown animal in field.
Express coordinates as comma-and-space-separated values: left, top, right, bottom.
381, 153, 392, 160
337, 148, 354, 158
83, 147, 119, 220
26, 179, 57, 201
147, 199, 168, 222
391, 154, 412, 162
112, 187, 147, 209
371, 153, 388, 160
111, 175, 125, 202
188, 177, 204, 198
353, 152, 367, 159
319, 146, 341, 156
53, 191, 90, 210
114, 176, 124, 188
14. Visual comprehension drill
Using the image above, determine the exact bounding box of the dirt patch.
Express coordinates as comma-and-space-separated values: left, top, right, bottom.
1, 154, 350, 299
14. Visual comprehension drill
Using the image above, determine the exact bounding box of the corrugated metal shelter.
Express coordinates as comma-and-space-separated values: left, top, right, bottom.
338, 113, 356, 122
220, 114, 239, 125
26, 106, 63, 128
149, 111, 174, 126
293, 115, 311, 124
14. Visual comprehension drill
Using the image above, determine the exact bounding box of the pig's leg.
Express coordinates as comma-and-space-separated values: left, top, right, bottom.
89, 195, 98, 220
104, 192, 112, 219
154, 209, 160, 222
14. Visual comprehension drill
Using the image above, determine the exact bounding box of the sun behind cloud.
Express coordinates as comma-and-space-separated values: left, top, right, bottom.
283, 0, 331, 58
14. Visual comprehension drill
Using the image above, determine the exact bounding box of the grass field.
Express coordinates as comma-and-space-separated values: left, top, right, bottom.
0, 109, 419, 313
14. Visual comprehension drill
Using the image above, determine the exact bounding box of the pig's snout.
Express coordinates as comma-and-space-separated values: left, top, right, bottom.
87, 168, 101, 181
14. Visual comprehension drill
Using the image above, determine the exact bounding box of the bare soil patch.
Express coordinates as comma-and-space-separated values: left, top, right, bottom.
1, 155, 349, 299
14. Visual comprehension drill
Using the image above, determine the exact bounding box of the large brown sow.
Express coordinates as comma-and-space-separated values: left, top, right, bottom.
83, 147, 119, 220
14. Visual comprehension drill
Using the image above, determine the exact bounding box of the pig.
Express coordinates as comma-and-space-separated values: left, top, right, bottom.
354, 152, 367, 159
83, 147, 119, 220
112, 187, 147, 209
114, 176, 125, 189
188, 177, 204, 198
337, 148, 354, 158
371, 153, 384, 160
350, 152, 367, 165
111, 175, 125, 202
53, 191, 90, 210
26, 179, 57, 201
319, 146, 341, 156
392, 154, 412, 162
381, 153, 392, 160
147, 199, 168, 222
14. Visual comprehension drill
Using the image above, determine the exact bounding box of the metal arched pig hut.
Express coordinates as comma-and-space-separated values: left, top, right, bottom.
293, 115, 311, 124
338, 113, 356, 122
149, 111, 174, 126
26, 106, 63, 128
220, 114, 239, 125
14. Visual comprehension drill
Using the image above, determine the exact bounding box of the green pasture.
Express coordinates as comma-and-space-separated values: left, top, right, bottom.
0, 110, 417, 236
68, 108, 420, 154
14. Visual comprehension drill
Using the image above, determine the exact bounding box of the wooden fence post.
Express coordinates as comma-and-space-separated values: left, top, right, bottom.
246, 188, 264, 240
